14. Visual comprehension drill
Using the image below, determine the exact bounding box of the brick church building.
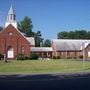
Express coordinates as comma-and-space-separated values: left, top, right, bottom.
1, 5, 90, 60
0, 5, 35, 59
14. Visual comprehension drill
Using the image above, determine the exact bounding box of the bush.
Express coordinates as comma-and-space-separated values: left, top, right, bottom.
53, 56, 61, 59
53, 56, 57, 59
79, 55, 83, 59
67, 57, 72, 59
17, 54, 25, 60
24, 56, 29, 60
73, 57, 77, 59
57, 56, 61, 59
29, 53, 39, 60
0, 54, 4, 60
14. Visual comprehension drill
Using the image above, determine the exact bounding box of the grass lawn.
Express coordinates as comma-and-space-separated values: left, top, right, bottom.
0, 59, 90, 74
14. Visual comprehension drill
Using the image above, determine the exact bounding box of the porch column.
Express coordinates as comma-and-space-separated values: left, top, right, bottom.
42, 53, 44, 58
66, 51, 67, 59
77, 51, 80, 59
47, 52, 48, 58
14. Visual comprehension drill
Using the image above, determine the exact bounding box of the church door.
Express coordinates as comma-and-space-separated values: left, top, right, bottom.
7, 46, 14, 58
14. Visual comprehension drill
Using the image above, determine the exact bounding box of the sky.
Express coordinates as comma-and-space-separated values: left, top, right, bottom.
0, 0, 90, 39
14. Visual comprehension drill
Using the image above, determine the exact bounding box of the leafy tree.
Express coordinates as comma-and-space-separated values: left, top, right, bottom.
34, 31, 43, 47
57, 30, 90, 39
57, 31, 69, 39
42, 39, 51, 47
78, 30, 87, 39
18, 16, 34, 37
73, 30, 87, 39
68, 31, 75, 39
87, 31, 90, 39
0, 26, 3, 31
18, 16, 43, 47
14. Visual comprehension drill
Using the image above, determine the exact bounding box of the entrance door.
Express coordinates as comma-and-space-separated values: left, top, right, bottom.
7, 47, 14, 58
88, 51, 90, 57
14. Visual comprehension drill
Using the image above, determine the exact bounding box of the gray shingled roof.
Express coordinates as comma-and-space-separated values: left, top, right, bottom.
26, 37, 35, 46
52, 39, 90, 51
31, 47, 53, 52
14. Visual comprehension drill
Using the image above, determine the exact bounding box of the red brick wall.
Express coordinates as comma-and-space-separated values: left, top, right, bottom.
52, 42, 83, 59
0, 24, 31, 59
56, 51, 82, 59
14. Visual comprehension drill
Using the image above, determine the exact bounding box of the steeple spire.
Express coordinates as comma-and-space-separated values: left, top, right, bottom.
7, 4, 15, 21
8, 4, 14, 14
5, 4, 17, 28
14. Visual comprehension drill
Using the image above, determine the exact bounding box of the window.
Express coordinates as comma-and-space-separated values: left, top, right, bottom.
88, 51, 90, 57
9, 32, 12, 36
7, 46, 14, 58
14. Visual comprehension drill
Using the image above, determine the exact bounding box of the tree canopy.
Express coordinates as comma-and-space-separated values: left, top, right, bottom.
42, 39, 51, 47
18, 16, 34, 37
57, 30, 90, 39
34, 31, 43, 47
0, 26, 3, 31
18, 16, 43, 47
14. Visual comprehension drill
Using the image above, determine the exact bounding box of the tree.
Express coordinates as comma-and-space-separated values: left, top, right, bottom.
18, 16, 34, 37
34, 31, 43, 47
0, 26, 3, 31
18, 16, 43, 47
68, 31, 75, 39
57, 30, 90, 39
77, 30, 87, 39
87, 31, 90, 39
73, 30, 87, 39
42, 39, 51, 47
57, 31, 69, 39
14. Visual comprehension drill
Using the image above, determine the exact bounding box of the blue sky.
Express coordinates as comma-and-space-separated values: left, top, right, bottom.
0, 0, 90, 39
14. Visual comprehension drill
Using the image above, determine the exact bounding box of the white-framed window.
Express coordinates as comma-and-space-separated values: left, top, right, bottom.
88, 51, 90, 57
7, 46, 14, 58
9, 32, 12, 36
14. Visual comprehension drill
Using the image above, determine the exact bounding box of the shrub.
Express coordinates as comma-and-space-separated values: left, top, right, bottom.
17, 54, 25, 60
57, 56, 61, 59
29, 53, 39, 60
73, 57, 76, 59
53, 56, 57, 59
53, 56, 61, 59
79, 55, 83, 59
0, 54, 4, 60
25, 56, 29, 60
67, 57, 72, 59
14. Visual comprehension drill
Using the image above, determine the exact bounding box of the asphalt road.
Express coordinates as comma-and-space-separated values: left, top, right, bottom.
0, 73, 90, 90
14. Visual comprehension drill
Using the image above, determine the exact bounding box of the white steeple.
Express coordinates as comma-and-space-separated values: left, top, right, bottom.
5, 4, 17, 28
8, 4, 14, 15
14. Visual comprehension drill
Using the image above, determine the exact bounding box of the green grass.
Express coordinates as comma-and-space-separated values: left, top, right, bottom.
0, 59, 90, 74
